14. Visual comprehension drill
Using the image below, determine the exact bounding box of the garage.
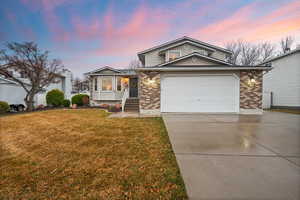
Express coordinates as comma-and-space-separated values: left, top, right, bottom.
161, 74, 240, 113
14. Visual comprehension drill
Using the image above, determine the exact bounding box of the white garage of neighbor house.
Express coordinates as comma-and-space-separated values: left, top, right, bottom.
0, 69, 72, 109
262, 47, 300, 109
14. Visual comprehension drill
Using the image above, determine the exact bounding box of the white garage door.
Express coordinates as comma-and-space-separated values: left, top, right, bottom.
161, 74, 239, 113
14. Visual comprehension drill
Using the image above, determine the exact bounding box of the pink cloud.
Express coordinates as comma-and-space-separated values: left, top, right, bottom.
72, 4, 170, 56
192, 0, 300, 45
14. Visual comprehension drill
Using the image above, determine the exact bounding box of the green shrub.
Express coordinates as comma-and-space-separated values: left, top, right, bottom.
46, 89, 64, 107
71, 94, 89, 106
0, 101, 10, 113
62, 99, 71, 107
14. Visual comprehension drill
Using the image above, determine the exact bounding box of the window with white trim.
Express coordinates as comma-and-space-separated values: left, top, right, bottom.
94, 77, 98, 91
116, 77, 122, 91
102, 77, 113, 91
168, 50, 181, 61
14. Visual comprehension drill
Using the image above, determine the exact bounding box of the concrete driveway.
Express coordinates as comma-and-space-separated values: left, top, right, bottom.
163, 111, 300, 200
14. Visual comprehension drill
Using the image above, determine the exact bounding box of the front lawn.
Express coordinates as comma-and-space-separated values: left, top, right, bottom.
0, 109, 187, 199
268, 109, 300, 115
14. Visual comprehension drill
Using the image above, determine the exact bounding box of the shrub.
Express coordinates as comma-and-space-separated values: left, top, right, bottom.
62, 99, 71, 107
0, 101, 10, 113
36, 104, 45, 110
46, 89, 64, 107
82, 95, 89, 105
108, 104, 121, 112
71, 94, 89, 106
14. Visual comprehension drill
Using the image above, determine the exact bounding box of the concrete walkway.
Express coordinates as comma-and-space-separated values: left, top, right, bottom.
163, 112, 300, 200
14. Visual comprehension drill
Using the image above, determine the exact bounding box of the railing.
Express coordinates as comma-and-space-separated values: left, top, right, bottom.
121, 88, 129, 112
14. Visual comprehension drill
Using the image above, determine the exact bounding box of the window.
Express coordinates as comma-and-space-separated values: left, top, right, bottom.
102, 77, 112, 91
168, 50, 181, 61
94, 78, 98, 91
116, 77, 122, 91
20, 71, 28, 78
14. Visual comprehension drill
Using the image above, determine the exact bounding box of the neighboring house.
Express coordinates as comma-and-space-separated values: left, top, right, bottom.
86, 36, 271, 114
0, 69, 72, 108
261, 47, 300, 109
72, 79, 90, 95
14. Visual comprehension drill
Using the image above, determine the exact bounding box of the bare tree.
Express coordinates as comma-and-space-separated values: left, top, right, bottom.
225, 40, 242, 64
128, 59, 142, 69
280, 36, 294, 54
259, 42, 276, 62
72, 77, 81, 93
240, 42, 261, 65
0, 42, 63, 111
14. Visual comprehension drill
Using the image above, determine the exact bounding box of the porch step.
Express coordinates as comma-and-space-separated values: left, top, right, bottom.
124, 98, 139, 112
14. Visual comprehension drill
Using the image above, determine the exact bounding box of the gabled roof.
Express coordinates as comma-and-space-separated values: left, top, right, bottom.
84, 66, 122, 75
260, 48, 300, 64
0, 76, 18, 84
158, 52, 232, 67
138, 36, 232, 56
158, 40, 216, 55
84, 66, 136, 76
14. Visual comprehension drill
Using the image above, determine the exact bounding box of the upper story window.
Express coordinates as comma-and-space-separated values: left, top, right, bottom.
168, 50, 181, 61
102, 77, 112, 91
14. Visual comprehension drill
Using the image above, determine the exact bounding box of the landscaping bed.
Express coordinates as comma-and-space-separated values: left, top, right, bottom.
0, 109, 187, 199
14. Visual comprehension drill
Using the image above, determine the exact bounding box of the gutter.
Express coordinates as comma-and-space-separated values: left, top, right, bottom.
136, 67, 273, 71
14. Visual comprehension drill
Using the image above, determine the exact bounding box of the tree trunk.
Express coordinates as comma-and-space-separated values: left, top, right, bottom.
24, 93, 35, 111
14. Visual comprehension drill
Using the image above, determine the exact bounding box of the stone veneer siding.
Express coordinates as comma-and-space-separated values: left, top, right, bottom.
139, 72, 161, 113
240, 70, 263, 109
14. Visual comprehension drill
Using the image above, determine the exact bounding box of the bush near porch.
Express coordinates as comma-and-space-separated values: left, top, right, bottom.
0, 109, 187, 199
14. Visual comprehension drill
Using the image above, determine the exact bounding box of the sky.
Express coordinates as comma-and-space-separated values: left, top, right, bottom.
0, 0, 299, 78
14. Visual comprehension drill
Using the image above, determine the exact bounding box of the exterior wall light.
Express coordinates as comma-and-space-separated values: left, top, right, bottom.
145, 72, 157, 85
247, 71, 257, 87
247, 78, 256, 87
148, 77, 155, 84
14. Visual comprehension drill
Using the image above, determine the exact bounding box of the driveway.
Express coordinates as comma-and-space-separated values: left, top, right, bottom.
163, 111, 300, 200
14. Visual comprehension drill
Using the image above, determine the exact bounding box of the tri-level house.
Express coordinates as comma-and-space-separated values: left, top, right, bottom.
85, 36, 272, 114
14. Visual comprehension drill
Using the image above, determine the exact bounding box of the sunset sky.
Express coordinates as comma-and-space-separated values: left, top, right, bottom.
1, 0, 299, 77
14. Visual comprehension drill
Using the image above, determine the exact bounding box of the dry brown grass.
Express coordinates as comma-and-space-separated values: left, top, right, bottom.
0, 109, 187, 200
268, 109, 300, 115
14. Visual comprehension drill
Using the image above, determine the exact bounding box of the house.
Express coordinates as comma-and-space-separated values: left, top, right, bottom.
0, 69, 72, 109
72, 78, 90, 95
86, 36, 271, 114
261, 47, 300, 109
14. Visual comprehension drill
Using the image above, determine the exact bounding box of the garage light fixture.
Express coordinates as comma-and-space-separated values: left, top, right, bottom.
247, 71, 257, 87
148, 78, 155, 84
145, 72, 157, 84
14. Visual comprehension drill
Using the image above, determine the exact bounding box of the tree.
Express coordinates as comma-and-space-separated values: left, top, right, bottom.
280, 36, 294, 54
0, 42, 63, 111
128, 59, 142, 69
225, 40, 276, 65
72, 77, 81, 93
259, 42, 276, 62
225, 40, 242, 64
239, 42, 261, 65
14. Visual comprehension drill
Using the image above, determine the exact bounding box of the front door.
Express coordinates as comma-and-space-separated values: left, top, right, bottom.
129, 78, 138, 98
